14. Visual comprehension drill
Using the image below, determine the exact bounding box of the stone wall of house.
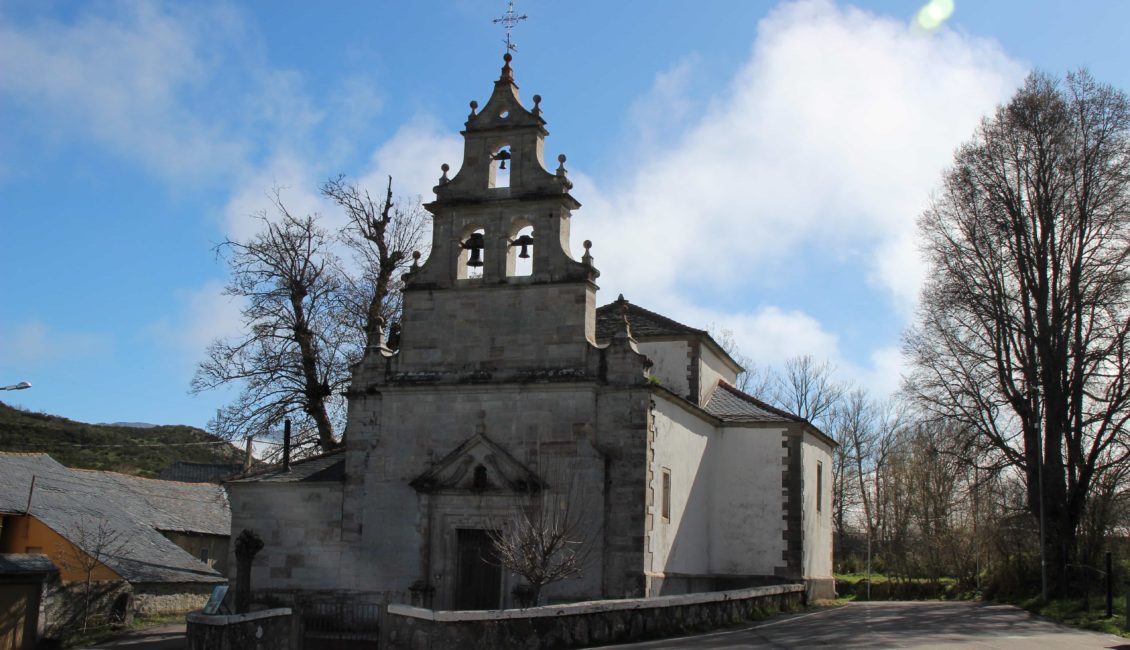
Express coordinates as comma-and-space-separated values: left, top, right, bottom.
383, 584, 804, 650
42, 580, 130, 637
161, 532, 230, 576
131, 582, 216, 616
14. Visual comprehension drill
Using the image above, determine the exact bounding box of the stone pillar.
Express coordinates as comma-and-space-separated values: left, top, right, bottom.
234, 529, 264, 614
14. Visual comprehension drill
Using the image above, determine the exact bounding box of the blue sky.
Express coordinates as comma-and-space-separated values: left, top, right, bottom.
2, 0, 1128, 429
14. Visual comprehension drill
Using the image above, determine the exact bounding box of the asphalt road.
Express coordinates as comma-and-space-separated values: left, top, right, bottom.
599, 601, 1130, 649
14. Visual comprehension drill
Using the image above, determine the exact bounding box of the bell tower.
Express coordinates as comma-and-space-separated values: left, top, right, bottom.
390, 53, 601, 378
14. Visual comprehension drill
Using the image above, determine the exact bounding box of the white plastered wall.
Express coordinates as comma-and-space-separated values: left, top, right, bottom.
648, 396, 710, 575
801, 433, 834, 581
697, 343, 739, 405
648, 394, 788, 579
637, 341, 690, 398
709, 424, 788, 575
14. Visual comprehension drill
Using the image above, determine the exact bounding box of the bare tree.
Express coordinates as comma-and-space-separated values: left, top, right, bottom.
836, 389, 902, 596
905, 71, 1130, 593
192, 194, 355, 450
57, 516, 127, 632
707, 326, 772, 395
322, 175, 430, 343
488, 470, 592, 607
772, 355, 844, 430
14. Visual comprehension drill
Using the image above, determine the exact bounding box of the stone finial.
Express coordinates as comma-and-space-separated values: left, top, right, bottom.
582, 240, 594, 266
475, 410, 487, 435
556, 154, 567, 176
500, 52, 514, 81
532, 94, 542, 116
469, 100, 478, 120
615, 299, 634, 340
370, 316, 392, 352
411, 250, 422, 270
439, 163, 450, 184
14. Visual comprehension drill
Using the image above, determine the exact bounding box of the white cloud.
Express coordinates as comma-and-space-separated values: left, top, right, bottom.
146, 281, 244, 355
569, 0, 1026, 396
358, 117, 465, 204
223, 154, 330, 241
0, 3, 253, 182
576, 0, 1023, 309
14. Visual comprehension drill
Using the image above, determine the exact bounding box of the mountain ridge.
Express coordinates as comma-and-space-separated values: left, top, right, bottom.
0, 401, 244, 478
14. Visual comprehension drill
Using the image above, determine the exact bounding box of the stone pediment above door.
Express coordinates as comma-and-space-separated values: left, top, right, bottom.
409, 433, 544, 495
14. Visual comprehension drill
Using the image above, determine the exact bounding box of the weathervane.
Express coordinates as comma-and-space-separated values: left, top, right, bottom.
493, 0, 527, 53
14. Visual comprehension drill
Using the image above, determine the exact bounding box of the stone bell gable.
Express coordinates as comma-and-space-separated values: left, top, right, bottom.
353, 53, 630, 382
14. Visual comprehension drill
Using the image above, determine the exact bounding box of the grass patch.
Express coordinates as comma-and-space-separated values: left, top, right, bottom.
61, 612, 186, 648
834, 573, 971, 601
1012, 595, 1130, 638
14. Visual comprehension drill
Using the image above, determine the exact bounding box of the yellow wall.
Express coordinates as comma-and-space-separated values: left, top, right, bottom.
0, 515, 121, 583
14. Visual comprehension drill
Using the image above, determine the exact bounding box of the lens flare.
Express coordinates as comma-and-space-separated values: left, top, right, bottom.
915, 0, 955, 31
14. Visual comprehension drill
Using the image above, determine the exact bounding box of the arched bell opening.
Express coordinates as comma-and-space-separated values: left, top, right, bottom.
457, 226, 487, 280
506, 221, 534, 277
489, 145, 512, 189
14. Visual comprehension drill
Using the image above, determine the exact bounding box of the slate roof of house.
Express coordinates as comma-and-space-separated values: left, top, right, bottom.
703, 382, 803, 424
595, 299, 706, 340
0, 452, 228, 584
226, 448, 345, 484
158, 461, 244, 484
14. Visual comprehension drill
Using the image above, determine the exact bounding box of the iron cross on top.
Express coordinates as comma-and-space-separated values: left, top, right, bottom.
493, 0, 527, 53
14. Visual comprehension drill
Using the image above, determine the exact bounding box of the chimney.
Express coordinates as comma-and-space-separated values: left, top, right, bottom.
243, 436, 254, 473
283, 418, 291, 471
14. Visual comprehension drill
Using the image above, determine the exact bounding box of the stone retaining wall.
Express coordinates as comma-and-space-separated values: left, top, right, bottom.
384, 583, 804, 649
186, 608, 297, 650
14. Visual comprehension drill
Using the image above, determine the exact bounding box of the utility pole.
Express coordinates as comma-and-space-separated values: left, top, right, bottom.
1035, 386, 1048, 601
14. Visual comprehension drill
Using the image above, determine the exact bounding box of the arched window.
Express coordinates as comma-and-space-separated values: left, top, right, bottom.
507, 223, 534, 277
490, 145, 511, 189
458, 227, 486, 280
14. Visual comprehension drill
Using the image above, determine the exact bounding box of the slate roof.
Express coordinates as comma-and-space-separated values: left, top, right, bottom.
703, 382, 802, 424
0, 553, 58, 576
595, 300, 706, 340
226, 448, 345, 484
0, 452, 228, 584
158, 462, 244, 484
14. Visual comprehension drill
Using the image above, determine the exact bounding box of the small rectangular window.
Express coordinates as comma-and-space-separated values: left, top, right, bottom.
816, 461, 824, 512
199, 548, 209, 562
661, 468, 672, 522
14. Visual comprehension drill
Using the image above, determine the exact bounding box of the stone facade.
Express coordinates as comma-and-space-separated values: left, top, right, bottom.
226, 52, 835, 612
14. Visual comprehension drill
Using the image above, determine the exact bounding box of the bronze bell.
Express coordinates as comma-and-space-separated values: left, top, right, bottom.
462, 232, 485, 267
511, 233, 534, 259
494, 149, 512, 170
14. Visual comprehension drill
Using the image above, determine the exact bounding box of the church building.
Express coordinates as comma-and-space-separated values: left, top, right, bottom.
226, 53, 835, 610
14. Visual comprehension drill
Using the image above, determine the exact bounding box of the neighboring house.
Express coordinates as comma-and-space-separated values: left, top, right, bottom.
226, 53, 835, 611
0, 453, 229, 621
158, 461, 245, 484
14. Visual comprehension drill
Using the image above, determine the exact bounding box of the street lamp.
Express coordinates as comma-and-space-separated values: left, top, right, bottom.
1, 381, 31, 391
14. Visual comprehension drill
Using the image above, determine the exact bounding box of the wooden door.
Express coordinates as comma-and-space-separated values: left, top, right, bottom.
453, 529, 501, 610
0, 583, 38, 650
